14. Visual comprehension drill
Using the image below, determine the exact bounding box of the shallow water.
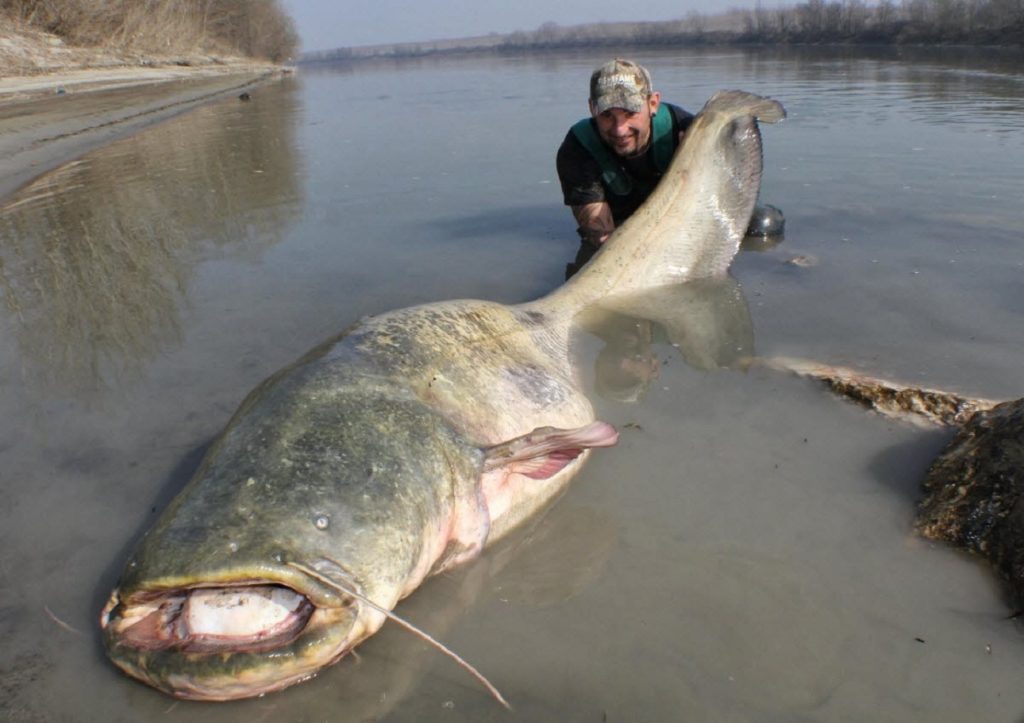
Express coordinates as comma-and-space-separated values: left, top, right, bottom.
2, 46, 1024, 721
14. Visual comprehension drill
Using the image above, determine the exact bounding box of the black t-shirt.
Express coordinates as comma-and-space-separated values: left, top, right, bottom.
556, 103, 694, 226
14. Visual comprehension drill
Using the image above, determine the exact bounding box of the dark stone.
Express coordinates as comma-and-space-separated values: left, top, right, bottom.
916, 398, 1024, 606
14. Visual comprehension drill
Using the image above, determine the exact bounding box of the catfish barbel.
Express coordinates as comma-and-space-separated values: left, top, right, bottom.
100, 90, 785, 701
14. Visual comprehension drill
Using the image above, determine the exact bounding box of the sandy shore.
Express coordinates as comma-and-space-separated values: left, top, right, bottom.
0, 63, 290, 201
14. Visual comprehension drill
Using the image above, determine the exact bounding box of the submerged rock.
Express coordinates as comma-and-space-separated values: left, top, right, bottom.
745, 203, 785, 237
754, 355, 1024, 608
748, 356, 1000, 428
916, 399, 1024, 607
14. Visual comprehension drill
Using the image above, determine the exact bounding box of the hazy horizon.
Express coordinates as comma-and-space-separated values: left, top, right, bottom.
281, 0, 791, 52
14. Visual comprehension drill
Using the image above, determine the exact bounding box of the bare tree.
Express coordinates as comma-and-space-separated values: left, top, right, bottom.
874, 0, 897, 25
840, 0, 869, 34
796, 0, 827, 34
686, 10, 707, 35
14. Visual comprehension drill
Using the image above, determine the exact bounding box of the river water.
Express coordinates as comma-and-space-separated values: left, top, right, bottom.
1, 46, 1023, 722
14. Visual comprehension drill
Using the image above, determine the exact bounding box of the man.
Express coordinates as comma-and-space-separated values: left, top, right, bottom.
556, 58, 694, 278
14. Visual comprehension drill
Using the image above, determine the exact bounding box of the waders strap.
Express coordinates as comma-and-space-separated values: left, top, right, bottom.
571, 105, 675, 197
650, 104, 674, 173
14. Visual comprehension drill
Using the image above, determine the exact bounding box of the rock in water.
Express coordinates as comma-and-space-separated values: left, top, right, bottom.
916, 399, 1024, 605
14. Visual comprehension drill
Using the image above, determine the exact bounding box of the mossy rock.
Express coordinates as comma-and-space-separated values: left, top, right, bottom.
916, 398, 1024, 606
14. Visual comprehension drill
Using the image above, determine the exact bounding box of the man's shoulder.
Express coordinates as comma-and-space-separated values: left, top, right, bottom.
663, 102, 695, 129
557, 120, 591, 153
557, 123, 598, 171
556, 121, 604, 205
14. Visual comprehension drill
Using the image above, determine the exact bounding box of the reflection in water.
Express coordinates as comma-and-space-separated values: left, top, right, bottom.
740, 232, 785, 253
591, 315, 661, 403
729, 45, 1024, 138
580, 277, 754, 403
313, 45, 1024, 134
0, 80, 302, 398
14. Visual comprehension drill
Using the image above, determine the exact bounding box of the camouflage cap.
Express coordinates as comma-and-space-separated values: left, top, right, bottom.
589, 58, 653, 114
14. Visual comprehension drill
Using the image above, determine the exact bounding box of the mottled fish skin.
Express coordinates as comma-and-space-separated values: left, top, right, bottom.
100, 91, 784, 701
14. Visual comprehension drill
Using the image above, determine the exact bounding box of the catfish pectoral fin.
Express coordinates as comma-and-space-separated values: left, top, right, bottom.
482, 421, 619, 478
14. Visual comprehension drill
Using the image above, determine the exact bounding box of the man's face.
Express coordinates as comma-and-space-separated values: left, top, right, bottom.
591, 92, 661, 158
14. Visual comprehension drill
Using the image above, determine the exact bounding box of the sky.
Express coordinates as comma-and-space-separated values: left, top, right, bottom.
281, 0, 780, 52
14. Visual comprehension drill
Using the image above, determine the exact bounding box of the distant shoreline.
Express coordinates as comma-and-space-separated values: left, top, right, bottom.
303, 35, 1024, 65
299, 38, 1023, 69
300, 7, 1023, 64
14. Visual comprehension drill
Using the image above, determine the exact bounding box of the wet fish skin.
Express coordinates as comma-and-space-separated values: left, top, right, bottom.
100, 90, 785, 701
102, 301, 609, 700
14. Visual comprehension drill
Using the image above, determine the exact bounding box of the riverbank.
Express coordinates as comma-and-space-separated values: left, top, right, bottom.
0, 64, 290, 201
0, 19, 291, 201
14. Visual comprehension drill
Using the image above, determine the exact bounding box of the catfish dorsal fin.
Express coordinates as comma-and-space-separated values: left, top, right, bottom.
483, 421, 619, 480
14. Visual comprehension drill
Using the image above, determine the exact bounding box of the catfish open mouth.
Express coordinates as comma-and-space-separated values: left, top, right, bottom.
102, 584, 316, 654
101, 577, 364, 701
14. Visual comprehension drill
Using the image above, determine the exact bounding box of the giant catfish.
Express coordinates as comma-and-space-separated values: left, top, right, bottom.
100, 90, 785, 700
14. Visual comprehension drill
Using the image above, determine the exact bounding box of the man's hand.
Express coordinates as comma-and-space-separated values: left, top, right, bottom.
571, 202, 615, 245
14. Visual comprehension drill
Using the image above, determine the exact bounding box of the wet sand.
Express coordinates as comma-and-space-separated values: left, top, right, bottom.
0, 63, 290, 200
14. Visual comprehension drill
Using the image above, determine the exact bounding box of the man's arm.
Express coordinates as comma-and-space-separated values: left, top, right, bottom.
557, 129, 614, 245
571, 202, 615, 245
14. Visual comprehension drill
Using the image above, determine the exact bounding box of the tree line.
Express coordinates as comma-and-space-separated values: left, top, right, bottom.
495, 0, 1022, 49
306, 0, 1022, 63
720, 0, 1022, 44
2, 0, 298, 62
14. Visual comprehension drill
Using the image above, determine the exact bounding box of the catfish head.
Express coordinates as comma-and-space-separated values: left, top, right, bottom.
101, 381, 615, 700
100, 386, 488, 700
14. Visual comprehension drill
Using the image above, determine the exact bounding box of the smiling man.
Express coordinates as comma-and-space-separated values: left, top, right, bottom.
556, 58, 694, 278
